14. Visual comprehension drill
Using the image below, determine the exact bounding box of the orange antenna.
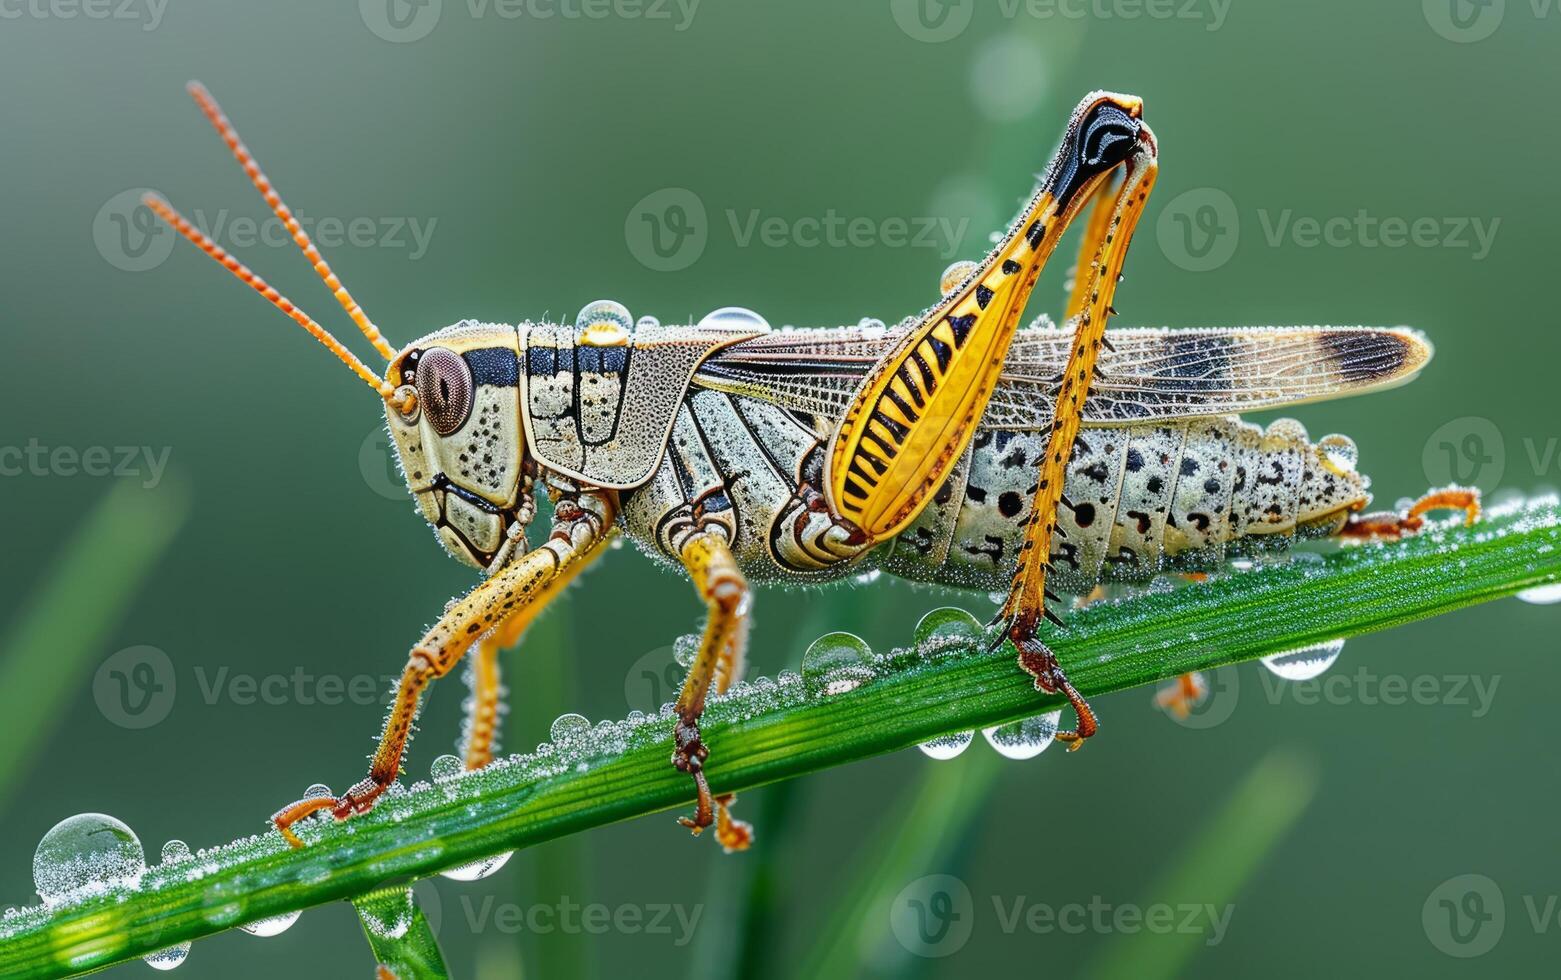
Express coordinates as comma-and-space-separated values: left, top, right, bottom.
143, 193, 395, 399
184, 80, 398, 362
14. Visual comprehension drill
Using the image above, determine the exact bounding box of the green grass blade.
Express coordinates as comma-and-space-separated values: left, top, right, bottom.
0, 479, 188, 806
0, 498, 1554, 979
1081, 747, 1320, 980
354, 887, 451, 980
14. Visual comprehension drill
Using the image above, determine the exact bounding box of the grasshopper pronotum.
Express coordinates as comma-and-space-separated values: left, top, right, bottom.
146, 84, 1477, 850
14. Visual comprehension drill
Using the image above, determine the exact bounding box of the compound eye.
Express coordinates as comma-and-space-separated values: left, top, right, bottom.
415, 347, 473, 436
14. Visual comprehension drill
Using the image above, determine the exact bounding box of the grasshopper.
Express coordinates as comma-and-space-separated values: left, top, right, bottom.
146, 85, 1477, 851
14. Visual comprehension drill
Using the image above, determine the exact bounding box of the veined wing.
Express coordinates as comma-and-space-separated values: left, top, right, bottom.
694, 320, 1431, 429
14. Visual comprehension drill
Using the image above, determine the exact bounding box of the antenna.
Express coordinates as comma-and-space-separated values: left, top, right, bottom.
143, 192, 394, 399
184, 81, 398, 362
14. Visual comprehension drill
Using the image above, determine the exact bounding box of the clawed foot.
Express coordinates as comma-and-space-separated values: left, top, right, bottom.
271, 777, 387, 848
1009, 624, 1098, 750
672, 718, 753, 852
1341, 487, 1481, 541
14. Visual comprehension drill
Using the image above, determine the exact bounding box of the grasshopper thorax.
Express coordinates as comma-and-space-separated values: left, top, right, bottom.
385, 319, 534, 572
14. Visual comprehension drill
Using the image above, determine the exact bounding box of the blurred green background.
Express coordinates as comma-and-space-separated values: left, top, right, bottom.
1, 1, 1558, 976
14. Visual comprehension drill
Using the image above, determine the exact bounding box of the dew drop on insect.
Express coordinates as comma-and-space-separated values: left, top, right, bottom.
919, 730, 974, 760
439, 850, 513, 882
635, 315, 661, 331
549, 712, 591, 744
303, 783, 333, 800
913, 606, 983, 658
160, 839, 192, 866
1261, 638, 1345, 681
982, 710, 1062, 760
939, 260, 979, 296
33, 813, 146, 908
143, 943, 189, 971
240, 909, 302, 938
857, 317, 887, 332
697, 306, 771, 335
1318, 434, 1359, 475
1517, 583, 1561, 605
575, 299, 633, 346
801, 632, 875, 697
430, 754, 463, 782
673, 632, 700, 668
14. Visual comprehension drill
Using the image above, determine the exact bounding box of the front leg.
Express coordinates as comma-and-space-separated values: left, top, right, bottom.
670, 526, 754, 853
272, 488, 617, 847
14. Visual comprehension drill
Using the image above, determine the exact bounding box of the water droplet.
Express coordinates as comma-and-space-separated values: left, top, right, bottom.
1319, 433, 1359, 475
359, 890, 415, 939
33, 813, 146, 908
549, 713, 591, 744
303, 783, 332, 800
439, 850, 513, 882
574, 299, 633, 346
430, 754, 463, 782
856, 317, 887, 332
800, 632, 875, 697
635, 315, 661, 330
982, 711, 1062, 760
143, 943, 189, 971
697, 306, 771, 335
940, 260, 979, 296
673, 632, 699, 668
240, 910, 302, 937
1261, 638, 1345, 681
1518, 583, 1561, 605
913, 606, 983, 657
160, 840, 192, 865
918, 730, 974, 760
969, 35, 1047, 122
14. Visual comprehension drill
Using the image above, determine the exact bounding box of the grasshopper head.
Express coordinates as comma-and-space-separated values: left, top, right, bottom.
384, 320, 535, 571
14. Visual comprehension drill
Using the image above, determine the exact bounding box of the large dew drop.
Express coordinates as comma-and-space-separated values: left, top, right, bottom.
142, 943, 189, 971
982, 711, 1062, 760
918, 730, 974, 761
1261, 639, 1345, 681
574, 299, 633, 346
697, 306, 771, 335
549, 713, 591, 745
33, 813, 146, 908
912, 607, 983, 658
439, 851, 513, 882
939, 260, 979, 296
240, 910, 302, 938
1518, 583, 1561, 605
800, 632, 875, 696
429, 754, 463, 782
